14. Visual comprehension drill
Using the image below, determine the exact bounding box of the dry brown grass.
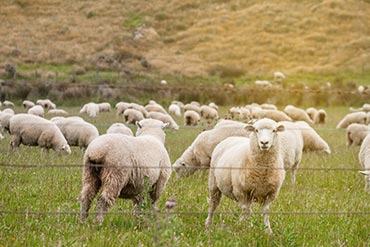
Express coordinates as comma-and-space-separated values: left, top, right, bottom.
0, 0, 369, 77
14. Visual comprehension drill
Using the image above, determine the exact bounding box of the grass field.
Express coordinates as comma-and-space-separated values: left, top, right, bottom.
0, 105, 369, 246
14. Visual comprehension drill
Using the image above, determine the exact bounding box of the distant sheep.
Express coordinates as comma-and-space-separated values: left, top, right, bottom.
97, 102, 111, 112
128, 103, 149, 117
168, 104, 181, 117
205, 118, 286, 234
80, 103, 100, 118
253, 109, 292, 122
47, 109, 68, 116
336, 112, 367, 129
28, 105, 45, 117
295, 121, 331, 154
306, 107, 318, 121
284, 105, 314, 124
22, 100, 35, 110
145, 103, 167, 114
0, 111, 14, 134
79, 119, 171, 224
115, 102, 130, 116
208, 102, 218, 110
147, 112, 179, 130
106, 123, 133, 136
314, 109, 327, 124
184, 110, 200, 126
9, 114, 71, 154
184, 104, 201, 114
123, 108, 144, 124
273, 71, 286, 83
349, 103, 370, 113
346, 123, 370, 146
200, 105, 219, 124
255, 80, 272, 87
3, 100, 15, 108
36, 99, 56, 110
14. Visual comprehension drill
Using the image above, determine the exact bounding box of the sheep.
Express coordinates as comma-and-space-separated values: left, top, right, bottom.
79, 119, 171, 224
51, 117, 99, 149
214, 119, 247, 129
184, 110, 200, 126
295, 121, 331, 154
200, 105, 219, 124
145, 103, 167, 114
115, 102, 130, 116
22, 100, 35, 110
0, 111, 14, 134
171, 100, 184, 109
306, 107, 318, 121
209, 102, 218, 110
28, 105, 45, 117
80, 102, 100, 118
168, 103, 181, 117
253, 108, 292, 122
274, 71, 286, 83
314, 109, 327, 124
349, 103, 370, 113
336, 112, 367, 129
205, 118, 286, 234
190, 101, 201, 107
128, 103, 149, 117
284, 105, 314, 124
260, 103, 277, 111
2, 108, 14, 115
147, 112, 179, 130
255, 80, 272, 87
97, 102, 111, 112
47, 109, 68, 116
36, 99, 56, 110
9, 114, 71, 154
184, 104, 201, 114
346, 123, 370, 146
3, 100, 15, 108
106, 123, 133, 136
123, 108, 144, 124
359, 133, 370, 192
173, 123, 250, 177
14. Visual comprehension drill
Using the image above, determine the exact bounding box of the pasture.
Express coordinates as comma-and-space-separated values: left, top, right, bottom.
0, 105, 369, 246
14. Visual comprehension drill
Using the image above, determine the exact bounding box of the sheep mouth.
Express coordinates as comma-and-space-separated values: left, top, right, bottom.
259, 145, 270, 151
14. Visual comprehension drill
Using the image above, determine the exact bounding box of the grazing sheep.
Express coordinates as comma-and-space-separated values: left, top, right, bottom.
0, 111, 14, 134
2, 108, 14, 115
200, 105, 219, 124
253, 109, 292, 122
359, 133, 370, 192
205, 118, 286, 234
145, 103, 167, 114
274, 71, 286, 83
284, 105, 314, 124
314, 109, 327, 124
22, 100, 35, 110
173, 124, 250, 177
97, 102, 111, 112
184, 110, 200, 126
184, 104, 201, 114
346, 123, 370, 146
147, 112, 179, 130
306, 107, 318, 121
9, 114, 71, 154
128, 103, 149, 117
295, 121, 331, 154
36, 99, 56, 110
106, 123, 133, 136
260, 103, 277, 111
255, 80, 272, 87
168, 104, 181, 117
123, 108, 144, 124
214, 119, 247, 129
171, 100, 184, 109
80, 102, 100, 118
51, 117, 99, 149
349, 103, 370, 113
3, 100, 15, 108
336, 112, 367, 129
115, 102, 130, 116
28, 105, 45, 117
79, 119, 171, 223
47, 109, 68, 116
208, 102, 218, 110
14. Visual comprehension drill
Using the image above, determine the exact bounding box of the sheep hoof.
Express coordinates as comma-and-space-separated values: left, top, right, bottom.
265, 228, 273, 235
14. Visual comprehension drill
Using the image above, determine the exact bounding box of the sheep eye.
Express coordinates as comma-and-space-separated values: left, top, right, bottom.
181, 162, 186, 167
255, 129, 259, 133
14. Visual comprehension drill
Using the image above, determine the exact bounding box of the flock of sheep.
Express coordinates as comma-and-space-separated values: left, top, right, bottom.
1, 98, 370, 234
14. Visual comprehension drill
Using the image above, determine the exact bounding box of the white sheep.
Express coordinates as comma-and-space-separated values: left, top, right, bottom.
349, 103, 370, 113
260, 103, 277, 111
346, 123, 370, 146
200, 105, 219, 124
145, 103, 167, 114
273, 71, 286, 83
28, 105, 45, 117
214, 119, 247, 129
123, 108, 144, 124
115, 102, 130, 116
147, 111, 179, 130
314, 109, 327, 124
208, 102, 218, 110
3, 100, 15, 107
184, 110, 200, 126
168, 103, 181, 117
47, 109, 68, 116
359, 133, 370, 192
79, 119, 171, 223
336, 112, 367, 129
306, 107, 318, 121
106, 123, 133, 136
22, 100, 35, 110
0, 111, 14, 134
80, 102, 100, 118
253, 109, 292, 122
9, 114, 71, 154
173, 124, 250, 177
128, 103, 149, 117
255, 80, 272, 87
205, 118, 286, 234
51, 117, 99, 149
295, 121, 331, 154
184, 104, 201, 114
36, 99, 56, 110
97, 102, 111, 112
284, 105, 314, 124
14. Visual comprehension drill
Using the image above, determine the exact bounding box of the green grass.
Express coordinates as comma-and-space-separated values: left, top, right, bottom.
0, 106, 369, 246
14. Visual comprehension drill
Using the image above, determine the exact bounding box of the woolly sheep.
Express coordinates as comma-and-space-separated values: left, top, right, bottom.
3, 100, 15, 107
115, 102, 130, 116
9, 114, 71, 154
2, 108, 14, 115
80, 102, 100, 118
0, 111, 14, 134
274, 71, 286, 83
253, 109, 292, 122
51, 117, 99, 149
184, 104, 201, 114
97, 102, 111, 112
214, 119, 247, 129
200, 105, 219, 124
260, 103, 277, 111
79, 119, 171, 223
184, 110, 200, 126
208, 102, 218, 110
255, 80, 272, 87
173, 123, 250, 177
36, 99, 56, 110
295, 121, 331, 154
284, 105, 314, 124
147, 111, 179, 130
359, 133, 370, 192
190, 101, 201, 107
28, 105, 45, 117
47, 109, 68, 116
205, 118, 286, 234
145, 103, 167, 114
349, 103, 370, 113
336, 112, 367, 129
123, 108, 144, 124
346, 123, 370, 146
306, 107, 318, 121
314, 109, 327, 124
106, 123, 133, 136
128, 103, 149, 117
171, 100, 185, 109
168, 104, 181, 117
22, 100, 35, 110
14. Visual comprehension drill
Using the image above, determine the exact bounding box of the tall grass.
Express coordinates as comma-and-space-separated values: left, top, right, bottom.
0, 105, 369, 246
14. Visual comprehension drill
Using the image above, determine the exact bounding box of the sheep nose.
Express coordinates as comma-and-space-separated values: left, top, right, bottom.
260, 141, 268, 145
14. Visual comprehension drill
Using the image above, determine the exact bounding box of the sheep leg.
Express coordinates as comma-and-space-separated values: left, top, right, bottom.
205, 184, 222, 229
9, 135, 20, 151
291, 168, 296, 186
262, 200, 273, 235
239, 199, 252, 225
79, 172, 101, 222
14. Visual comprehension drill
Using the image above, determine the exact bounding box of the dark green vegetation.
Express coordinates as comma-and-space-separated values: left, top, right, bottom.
0, 106, 369, 246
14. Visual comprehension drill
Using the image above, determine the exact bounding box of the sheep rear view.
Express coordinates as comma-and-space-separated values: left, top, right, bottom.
79, 119, 171, 224
206, 118, 285, 234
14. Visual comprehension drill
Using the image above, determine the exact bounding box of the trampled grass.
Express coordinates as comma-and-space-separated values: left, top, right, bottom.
0, 105, 369, 246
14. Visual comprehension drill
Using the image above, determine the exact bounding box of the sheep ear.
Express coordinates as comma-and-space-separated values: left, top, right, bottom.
245, 124, 255, 132
161, 122, 169, 129
276, 124, 285, 132
359, 171, 370, 176
136, 121, 143, 128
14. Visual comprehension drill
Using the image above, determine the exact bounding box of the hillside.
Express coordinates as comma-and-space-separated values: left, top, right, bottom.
1, 0, 370, 79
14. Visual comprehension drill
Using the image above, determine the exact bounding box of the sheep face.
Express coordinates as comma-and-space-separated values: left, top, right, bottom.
58, 143, 71, 155
173, 153, 197, 177
246, 119, 285, 151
